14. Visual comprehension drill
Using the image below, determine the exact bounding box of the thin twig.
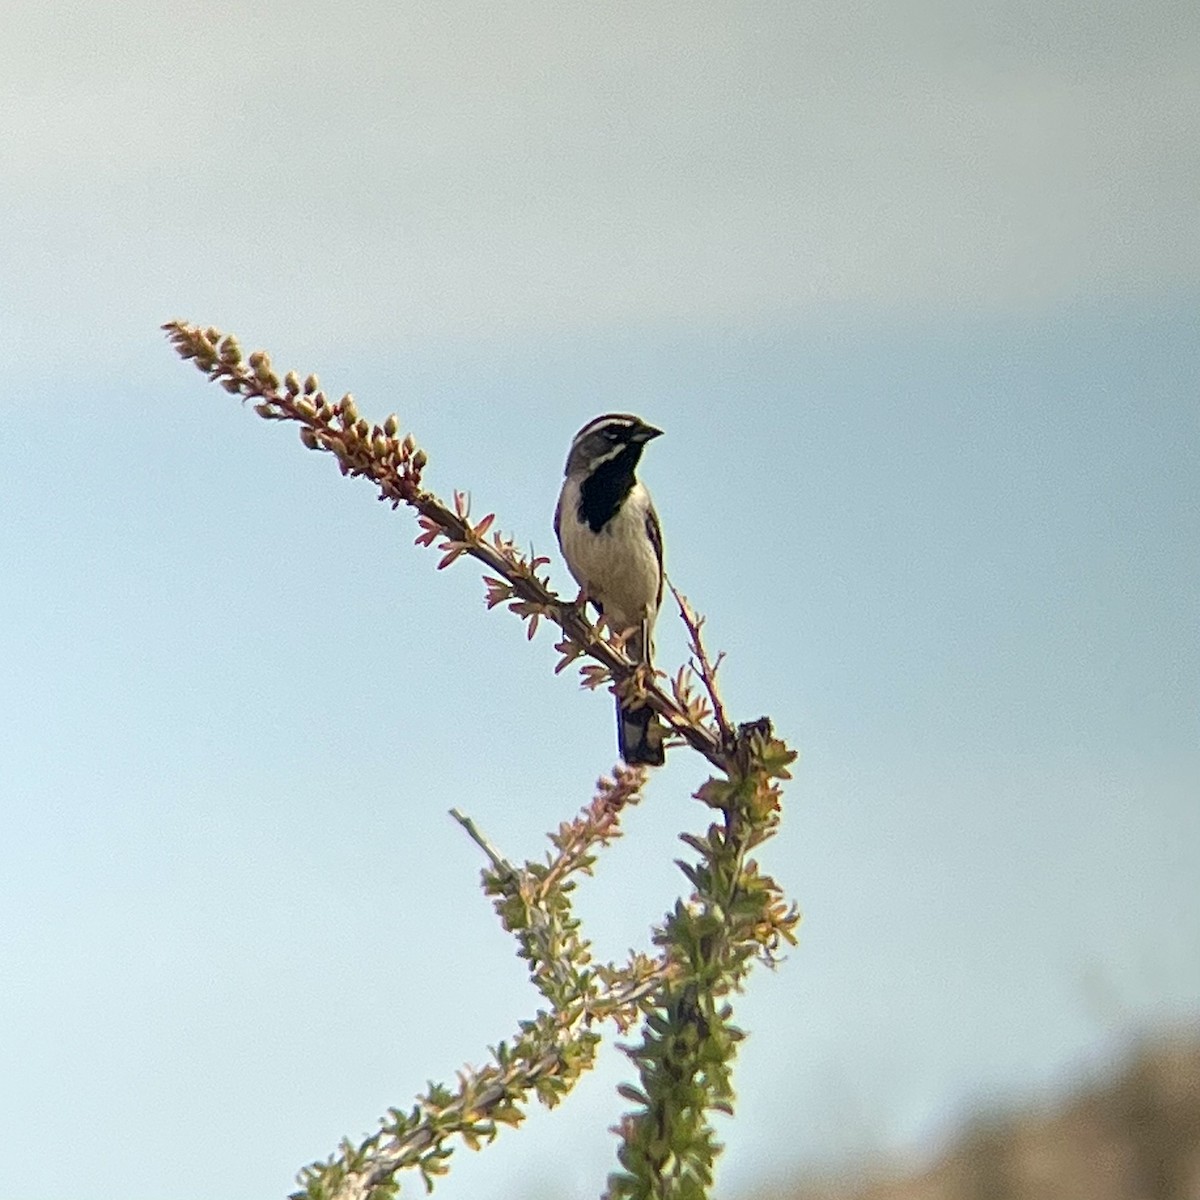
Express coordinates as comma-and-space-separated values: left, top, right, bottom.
449, 807, 514, 875
669, 581, 733, 744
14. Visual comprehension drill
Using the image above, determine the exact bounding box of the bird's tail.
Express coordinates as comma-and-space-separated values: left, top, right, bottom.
616, 619, 665, 766
617, 698, 665, 765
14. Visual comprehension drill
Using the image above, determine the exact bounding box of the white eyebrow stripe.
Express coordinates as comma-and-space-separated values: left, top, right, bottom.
573, 413, 639, 442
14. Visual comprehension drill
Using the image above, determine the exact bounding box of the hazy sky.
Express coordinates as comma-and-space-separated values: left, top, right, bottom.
1, 2, 1197, 1199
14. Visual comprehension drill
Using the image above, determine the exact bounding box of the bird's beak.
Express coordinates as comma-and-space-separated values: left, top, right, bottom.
633, 422, 663, 443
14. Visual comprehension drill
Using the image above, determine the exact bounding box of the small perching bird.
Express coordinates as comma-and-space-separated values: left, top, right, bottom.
555, 413, 666, 766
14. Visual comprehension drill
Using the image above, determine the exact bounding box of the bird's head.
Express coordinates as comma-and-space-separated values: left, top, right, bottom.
564, 413, 663, 477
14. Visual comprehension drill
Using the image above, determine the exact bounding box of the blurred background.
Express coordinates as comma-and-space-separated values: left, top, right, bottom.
1, 2, 1197, 1198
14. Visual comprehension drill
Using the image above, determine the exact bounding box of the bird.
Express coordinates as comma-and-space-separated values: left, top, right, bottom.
555, 413, 666, 766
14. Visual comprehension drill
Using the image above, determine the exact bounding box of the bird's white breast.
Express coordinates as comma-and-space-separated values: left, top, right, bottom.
558, 478, 661, 634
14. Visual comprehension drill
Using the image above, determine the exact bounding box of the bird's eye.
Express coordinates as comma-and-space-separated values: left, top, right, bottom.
604, 428, 621, 441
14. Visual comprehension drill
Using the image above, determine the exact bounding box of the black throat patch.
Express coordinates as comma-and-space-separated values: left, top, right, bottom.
577, 445, 642, 533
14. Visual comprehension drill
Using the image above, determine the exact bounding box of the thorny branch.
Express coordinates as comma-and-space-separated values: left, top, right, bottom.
298, 964, 671, 1200
163, 319, 728, 771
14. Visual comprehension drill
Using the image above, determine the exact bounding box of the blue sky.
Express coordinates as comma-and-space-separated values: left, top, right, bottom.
1, 3, 1198, 1199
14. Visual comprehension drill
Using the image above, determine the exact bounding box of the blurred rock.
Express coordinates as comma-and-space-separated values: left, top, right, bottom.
769, 1030, 1200, 1200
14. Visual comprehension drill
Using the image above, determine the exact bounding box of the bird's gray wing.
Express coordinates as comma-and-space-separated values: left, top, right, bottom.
645, 503, 664, 610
